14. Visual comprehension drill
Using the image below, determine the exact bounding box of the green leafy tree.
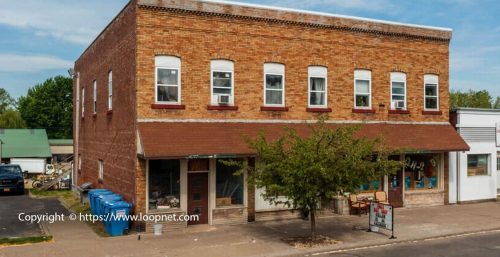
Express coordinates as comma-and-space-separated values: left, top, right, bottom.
230, 119, 403, 240
0, 88, 16, 114
0, 109, 26, 128
18, 76, 73, 139
494, 97, 500, 109
450, 89, 493, 109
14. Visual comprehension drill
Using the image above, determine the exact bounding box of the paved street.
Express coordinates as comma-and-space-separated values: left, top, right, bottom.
0, 192, 68, 238
306, 230, 500, 257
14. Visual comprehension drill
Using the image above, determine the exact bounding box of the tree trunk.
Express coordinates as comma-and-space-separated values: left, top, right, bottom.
310, 210, 316, 241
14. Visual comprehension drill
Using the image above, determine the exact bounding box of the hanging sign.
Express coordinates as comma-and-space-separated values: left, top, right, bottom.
368, 202, 396, 239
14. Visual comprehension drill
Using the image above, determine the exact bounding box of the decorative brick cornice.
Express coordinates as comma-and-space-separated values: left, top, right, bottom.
138, 4, 451, 42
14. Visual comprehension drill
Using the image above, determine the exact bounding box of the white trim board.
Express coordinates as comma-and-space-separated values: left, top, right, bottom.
137, 118, 450, 125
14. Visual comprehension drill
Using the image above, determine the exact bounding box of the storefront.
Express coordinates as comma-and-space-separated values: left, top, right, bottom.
137, 121, 468, 227
146, 158, 248, 226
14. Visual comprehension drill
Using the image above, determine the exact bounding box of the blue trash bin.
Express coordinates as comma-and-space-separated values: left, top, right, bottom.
105, 201, 132, 236
96, 194, 122, 217
88, 189, 111, 215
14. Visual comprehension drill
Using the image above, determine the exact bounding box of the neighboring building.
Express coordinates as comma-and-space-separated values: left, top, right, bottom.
49, 139, 74, 163
449, 108, 500, 203
0, 129, 52, 174
73, 0, 468, 230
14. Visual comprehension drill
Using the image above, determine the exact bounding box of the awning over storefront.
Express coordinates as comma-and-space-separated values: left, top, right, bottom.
137, 122, 469, 159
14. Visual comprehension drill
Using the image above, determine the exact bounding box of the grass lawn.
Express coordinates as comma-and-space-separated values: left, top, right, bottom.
0, 236, 53, 246
29, 189, 109, 237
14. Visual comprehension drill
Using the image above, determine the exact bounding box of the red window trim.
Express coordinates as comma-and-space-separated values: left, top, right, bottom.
207, 105, 238, 111
388, 109, 410, 114
151, 104, 186, 110
306, 107, 332, 113
260, 106, 289, 112
352, 108, 376, 114
422, 110, 442, 115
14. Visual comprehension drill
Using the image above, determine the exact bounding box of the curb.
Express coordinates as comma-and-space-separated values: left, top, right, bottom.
303, 228, 500, 256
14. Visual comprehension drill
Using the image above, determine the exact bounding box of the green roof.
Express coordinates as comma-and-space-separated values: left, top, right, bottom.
48, 139, 73, 146
0, 129, 52, 158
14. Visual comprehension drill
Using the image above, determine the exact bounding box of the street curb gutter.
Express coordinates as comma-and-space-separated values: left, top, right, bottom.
305, 228, 500, 256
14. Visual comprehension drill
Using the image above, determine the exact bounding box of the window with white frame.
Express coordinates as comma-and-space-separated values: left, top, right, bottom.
93, 80, 97, 114
467, 154, 489, 176
211, 60, 234, 105
354, 70, 371, 108
108, 70, 112, 110
424, 74, 439, 110
264, 63, 285, 106
81, 87, 85, 117
155, 56, 181, 104
308, 66, 327, 107
98, 159, 104, 181
391, 72, 406, 109
496, 152, 500, 172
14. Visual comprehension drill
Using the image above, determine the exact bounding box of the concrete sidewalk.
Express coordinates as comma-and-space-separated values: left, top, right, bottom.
1, 201, 500, 257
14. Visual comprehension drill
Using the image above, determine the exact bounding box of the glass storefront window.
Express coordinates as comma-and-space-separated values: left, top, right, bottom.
216, 160, 243, 207
404, 154, 440, 190
149, 160, 181, 210
358, 179, 383, 193
467, 154, 489, 176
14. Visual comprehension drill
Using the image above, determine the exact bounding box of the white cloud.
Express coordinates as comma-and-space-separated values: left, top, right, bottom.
0, 0, 126, 45
0, 54, 73, 72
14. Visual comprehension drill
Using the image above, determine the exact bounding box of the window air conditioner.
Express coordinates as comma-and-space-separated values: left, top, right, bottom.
395, 100, 405, 109
217, 94, 230, 105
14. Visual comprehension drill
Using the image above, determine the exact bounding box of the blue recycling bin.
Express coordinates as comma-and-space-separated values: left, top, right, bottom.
105, 201, 132, 236
96, 194, 122, 217
88, 189, 111, 215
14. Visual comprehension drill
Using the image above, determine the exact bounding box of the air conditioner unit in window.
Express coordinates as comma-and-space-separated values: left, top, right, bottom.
395, 100, 405, 109
217, 94, 230, 105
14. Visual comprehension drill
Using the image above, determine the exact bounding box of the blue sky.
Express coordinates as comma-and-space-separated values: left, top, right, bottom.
1, 0, 499, 99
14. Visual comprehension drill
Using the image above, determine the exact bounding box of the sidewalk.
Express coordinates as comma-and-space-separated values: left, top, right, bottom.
1, 201, 500, 257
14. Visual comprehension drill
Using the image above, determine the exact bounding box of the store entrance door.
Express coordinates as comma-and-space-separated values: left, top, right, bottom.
388, 170, 403, 208
187, 172, 209, 225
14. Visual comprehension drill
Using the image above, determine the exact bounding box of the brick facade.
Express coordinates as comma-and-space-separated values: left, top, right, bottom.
74, 0, 455, 219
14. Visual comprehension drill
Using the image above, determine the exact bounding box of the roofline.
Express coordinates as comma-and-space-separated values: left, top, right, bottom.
75, 1, 133, 66
200, 0, 452, 32
453, 107, 500, 113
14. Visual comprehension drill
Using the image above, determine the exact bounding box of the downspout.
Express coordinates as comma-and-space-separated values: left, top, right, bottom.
73, 71, 80, 190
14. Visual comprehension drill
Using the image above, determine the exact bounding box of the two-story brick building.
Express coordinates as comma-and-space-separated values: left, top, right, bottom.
73, 0, 468, 231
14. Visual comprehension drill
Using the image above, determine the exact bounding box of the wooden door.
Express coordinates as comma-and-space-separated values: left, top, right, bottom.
187, 172, 209, 225
388, 170, 403, 208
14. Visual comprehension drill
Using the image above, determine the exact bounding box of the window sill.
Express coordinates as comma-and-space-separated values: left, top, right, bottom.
388, 109, 410, 114
92, 113, 97, 118
422, 110, 442, 115
106, 110, 113, 115
405, 189, 444, 194
207, 105, 238, 111
147, 208, 184, 214
214, 205, 246, 210
151, 104, 186, 110
352, 108, 376, 114
260, 106, 289, 112
306, 107, 332, 113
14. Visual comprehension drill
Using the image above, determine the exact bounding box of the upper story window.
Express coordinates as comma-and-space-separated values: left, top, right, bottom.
211, 60, 234, 105
155, 56, 181, 104
424, 74, 439, 110
264, 63, 285, 106
354, 69, 371, 109
93, 80, 97, 114
81, 87, 85, 117
390, 72, 407, 110
108, 70, 113, 110
308, 66, 327, 107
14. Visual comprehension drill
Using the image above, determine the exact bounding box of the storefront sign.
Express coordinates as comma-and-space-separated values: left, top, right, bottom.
496, 123, 500, 147
368, 202, 395, 239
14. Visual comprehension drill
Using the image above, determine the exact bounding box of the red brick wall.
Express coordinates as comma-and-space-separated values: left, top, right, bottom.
74, 3, 138, 207
135, 4, 450, 122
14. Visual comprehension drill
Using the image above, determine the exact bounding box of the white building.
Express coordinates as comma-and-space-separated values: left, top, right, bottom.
449, 108, 500, 203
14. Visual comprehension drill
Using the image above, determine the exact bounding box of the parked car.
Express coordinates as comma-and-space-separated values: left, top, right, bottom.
0, 164, 26, 194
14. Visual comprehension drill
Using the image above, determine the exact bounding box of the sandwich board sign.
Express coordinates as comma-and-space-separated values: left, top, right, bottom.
368, 202, 395, 239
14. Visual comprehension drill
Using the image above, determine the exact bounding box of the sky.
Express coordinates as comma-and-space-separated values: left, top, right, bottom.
0, 0, 499, 99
